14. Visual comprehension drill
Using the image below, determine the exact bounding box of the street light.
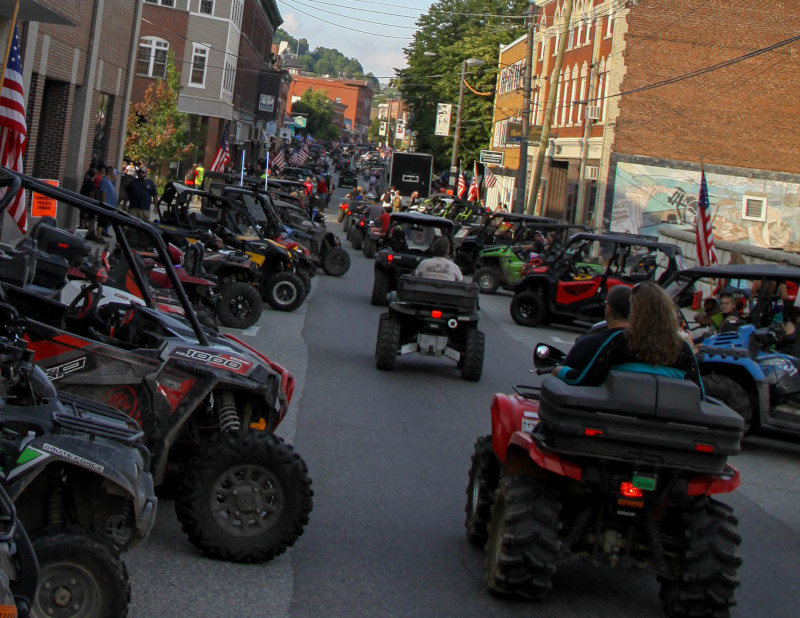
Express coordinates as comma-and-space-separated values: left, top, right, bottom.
450, 58, 484, 193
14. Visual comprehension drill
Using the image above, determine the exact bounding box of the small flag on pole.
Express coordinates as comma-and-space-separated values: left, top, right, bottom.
467, 160, 479, 202
210, 127, 230, 173
483, 166, 497, 188
695, 169, 718, 266
0, 25, 28, 234
272, 147, 285, 173
456, 167, 467, 199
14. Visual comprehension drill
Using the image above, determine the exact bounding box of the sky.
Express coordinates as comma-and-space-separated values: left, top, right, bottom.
275, 0, 433, 81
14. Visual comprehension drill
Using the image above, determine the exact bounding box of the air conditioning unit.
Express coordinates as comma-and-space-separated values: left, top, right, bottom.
585, 165, 599, 180
585, 105, 601, 120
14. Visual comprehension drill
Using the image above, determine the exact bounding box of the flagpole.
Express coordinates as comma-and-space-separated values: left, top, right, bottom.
0, 1, 19, 90
239, 150, 245, 187
264, 151, 269, 191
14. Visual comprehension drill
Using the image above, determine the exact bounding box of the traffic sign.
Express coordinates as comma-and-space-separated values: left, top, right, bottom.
480, 150, 504, 166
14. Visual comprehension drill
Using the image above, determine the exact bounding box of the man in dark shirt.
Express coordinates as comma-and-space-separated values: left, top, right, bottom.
560, 285, 632, 373
126, 166, 158, 222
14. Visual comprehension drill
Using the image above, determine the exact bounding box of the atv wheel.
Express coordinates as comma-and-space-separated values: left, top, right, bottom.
375, 313, 400, 371
371, 269, 390, 306
363, 239, 377, 259
352, 229, 364, 251
465, 435, 499, 546
460, 329, 485, 381
473, 267, 500, 295
175, 430, 313, 563
485, 476, 560, 599
321, 247, 350, 276
660, 497, 741, 618
703, 374, 753, 434
217, 281, 262, 329
264, 272, 305, 312
336, 208, 345, 223
510, 291, 546, 328
32, 528, 130, 618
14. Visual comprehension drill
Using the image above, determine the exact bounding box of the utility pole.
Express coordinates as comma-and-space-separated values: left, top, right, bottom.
387, 96, 393, 150
575, 15, 603, 225
527, 0, 575, 215
514, 3, 538, 214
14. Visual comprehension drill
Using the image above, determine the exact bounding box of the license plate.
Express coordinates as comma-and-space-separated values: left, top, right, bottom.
522, 418, 536, 432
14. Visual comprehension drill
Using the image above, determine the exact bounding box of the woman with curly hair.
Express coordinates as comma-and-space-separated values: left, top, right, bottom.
556, 281, 701, 387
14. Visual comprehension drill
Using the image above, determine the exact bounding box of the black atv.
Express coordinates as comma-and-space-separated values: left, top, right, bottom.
338, 168, 358, 189
0, 169, 312, 565
370, 212, 455, 306
375, 275, 484, 381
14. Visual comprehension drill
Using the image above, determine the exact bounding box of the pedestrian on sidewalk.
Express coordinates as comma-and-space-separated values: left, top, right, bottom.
127, 166, 158, 222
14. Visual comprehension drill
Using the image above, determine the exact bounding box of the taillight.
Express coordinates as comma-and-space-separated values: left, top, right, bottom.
620, 482, 644, 498
583, 427, 603, 437
431, 310, 442, 318
387, 254, 393, 262
695, 443, 714, 453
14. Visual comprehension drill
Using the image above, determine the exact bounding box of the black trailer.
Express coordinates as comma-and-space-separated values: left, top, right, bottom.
389, 152, 433, 197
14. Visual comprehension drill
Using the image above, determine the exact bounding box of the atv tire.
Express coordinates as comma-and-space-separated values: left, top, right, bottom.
375, 313, 400, 370
460, 329, 485, 381
217, 281, 262, 329
473, 267, 501, 295
352, 229, 364, 251
321, 247, 351, 277
363, 239, 377, 259
264, 271, 305, 312
336, 207, 345, 223
660, 497, 741, 618
702, 374, 753, 434
175, 430, 313, 563
485, 476, 560, 599
510, 291, 547, 328
465, 435, 499, 546
32, 528, 130, 618
371, 269, 390, 306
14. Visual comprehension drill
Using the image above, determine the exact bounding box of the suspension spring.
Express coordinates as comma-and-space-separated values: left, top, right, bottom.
643, 509, 665, 567
561, 504, 594, 554
217, 391, 241, 432
46, 476, 64, 527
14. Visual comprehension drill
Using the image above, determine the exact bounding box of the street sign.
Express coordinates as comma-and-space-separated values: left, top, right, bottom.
31, 179, 58, 218
435, 103, 452, 136
294, 116, 307, 128
379, 122, 387, 136
395, 120, 406, 140
506, 122, 542, 143
480, 150, 504, 166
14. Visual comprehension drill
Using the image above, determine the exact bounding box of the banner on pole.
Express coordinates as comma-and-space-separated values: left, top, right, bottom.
435, 104, 452, 136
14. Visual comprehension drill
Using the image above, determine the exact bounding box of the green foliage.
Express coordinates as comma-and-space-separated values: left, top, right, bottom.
125, 52, 193, 165
397, 0, 528, 170
292, 89, 340, 141
274, 28, 380, 89
367, 116, 383, 143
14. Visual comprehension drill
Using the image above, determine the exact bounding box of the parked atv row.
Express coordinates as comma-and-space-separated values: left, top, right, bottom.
0, 169, 313, 615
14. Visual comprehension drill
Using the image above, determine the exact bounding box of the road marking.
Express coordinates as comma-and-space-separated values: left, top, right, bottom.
241, 326, 260, 337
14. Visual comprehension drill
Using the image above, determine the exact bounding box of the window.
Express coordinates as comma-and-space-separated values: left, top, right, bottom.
576, 22, 583, 46
742, 196, 767, 222
601, 71, 610, 122
577, 76, 587, 123
606, 6, 614, 37
568, 78, 577, 125
568, 27, 575, 49
222, 58, 235, 95
584, 18, 592, 45
231, 0, 243, 28
190, 44, 209, 86
136, 37, 168, 78
144, 0, 175, 6
560, 72, 569, 126
200, 0, 214, 14
554, 81, 562, 126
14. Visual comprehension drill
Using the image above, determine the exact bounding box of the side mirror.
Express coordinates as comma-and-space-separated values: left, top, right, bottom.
533, 343, 565, 369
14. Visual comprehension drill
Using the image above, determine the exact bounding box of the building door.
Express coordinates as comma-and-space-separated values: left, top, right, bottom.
544, 160, 568, 219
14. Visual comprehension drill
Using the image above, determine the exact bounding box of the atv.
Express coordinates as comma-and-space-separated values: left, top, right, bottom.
156, 182, 310, 312
371, 213, 455, 306
0, 295, 157, 617
471, 223, 586, 294
0, 482, 37, 618
466, 344, 744, 617
453, 213, 567, 275
664, 263, 800, 438
338, 168, 358, 189
375, 275, 484, 380
0, 169, 312, 565
509, 232, 684, 328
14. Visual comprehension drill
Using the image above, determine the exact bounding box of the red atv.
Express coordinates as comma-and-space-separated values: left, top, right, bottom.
509, 233, 684, 328
465, 344, 744, 617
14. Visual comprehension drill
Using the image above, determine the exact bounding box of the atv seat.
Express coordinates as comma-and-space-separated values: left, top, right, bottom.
537, 371, 744, 473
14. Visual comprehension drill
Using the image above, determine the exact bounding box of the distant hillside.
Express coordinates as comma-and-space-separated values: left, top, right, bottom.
274, 29, 380, 90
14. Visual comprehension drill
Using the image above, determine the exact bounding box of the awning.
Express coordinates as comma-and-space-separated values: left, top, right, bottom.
0, 0, 76, 26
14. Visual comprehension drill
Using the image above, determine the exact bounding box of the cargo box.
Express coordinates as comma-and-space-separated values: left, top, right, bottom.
537, 371, 744, 473
397, 274, 479, 311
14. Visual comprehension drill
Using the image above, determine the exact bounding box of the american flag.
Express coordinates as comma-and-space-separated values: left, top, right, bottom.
483, 166, 497, 188
272, 147, 285, 173
295, 141, 309, 166
456, 168, 467, 199
467, 160, 479, 202
0, 25, 27, 234
210, 127, 230, 173
695, 169, 718, 266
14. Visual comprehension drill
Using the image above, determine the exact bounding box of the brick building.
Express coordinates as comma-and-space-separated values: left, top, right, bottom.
287, 75, 373, 142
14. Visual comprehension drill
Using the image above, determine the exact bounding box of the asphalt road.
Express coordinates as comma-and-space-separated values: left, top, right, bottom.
127, 181, 800, 618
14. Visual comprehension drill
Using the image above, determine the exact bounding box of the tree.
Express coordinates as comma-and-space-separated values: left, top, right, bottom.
125, 52, 193, 166
291, 89, 340, 141
396, 0, 528, 171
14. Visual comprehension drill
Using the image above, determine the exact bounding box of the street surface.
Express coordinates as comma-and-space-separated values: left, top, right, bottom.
127, 179, 800, 617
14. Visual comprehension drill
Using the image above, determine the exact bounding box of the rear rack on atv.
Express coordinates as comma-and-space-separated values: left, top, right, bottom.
55, 392, 146, 447
512, 384, 541, 401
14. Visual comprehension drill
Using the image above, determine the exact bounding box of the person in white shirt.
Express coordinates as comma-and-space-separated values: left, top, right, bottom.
415, 237, 463, 282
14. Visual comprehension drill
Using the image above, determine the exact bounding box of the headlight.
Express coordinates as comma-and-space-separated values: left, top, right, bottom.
759, 357, 798, 378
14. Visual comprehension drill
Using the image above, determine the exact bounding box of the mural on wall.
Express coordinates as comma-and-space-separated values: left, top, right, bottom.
609, 161, 800, 250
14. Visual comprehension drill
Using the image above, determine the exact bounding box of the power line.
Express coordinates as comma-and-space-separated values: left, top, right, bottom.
277, 0, 414, 39
283, 0, 419, 29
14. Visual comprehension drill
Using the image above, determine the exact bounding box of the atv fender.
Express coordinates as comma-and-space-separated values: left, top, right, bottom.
503, 431, 583, 482
490, 393, 540, 463
700, 359, 770, 428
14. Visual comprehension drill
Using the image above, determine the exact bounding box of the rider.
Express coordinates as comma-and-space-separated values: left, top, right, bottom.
556, 282, 701, 388
414, 237, 463, 282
